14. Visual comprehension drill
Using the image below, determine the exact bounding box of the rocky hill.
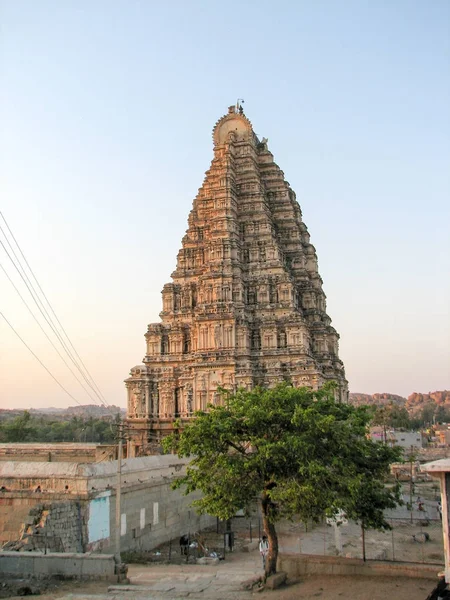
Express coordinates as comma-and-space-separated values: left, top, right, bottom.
349, 393, 406, 407
349, 391, 450, 415
405, 391, 450, 414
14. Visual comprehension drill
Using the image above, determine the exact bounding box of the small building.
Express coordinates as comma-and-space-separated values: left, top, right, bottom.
392, 431, 424, 449
435, 429, 450, 447
390, 461, 421, 481
369, 428, 423, 450
422, 459, 450, 584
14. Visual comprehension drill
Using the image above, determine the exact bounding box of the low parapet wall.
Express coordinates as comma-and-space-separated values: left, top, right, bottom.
0, 551, 115, 580
278, 553, 442, 580
0, 443, 100, 464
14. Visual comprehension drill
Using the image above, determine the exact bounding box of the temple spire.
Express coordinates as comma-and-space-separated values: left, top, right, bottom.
125, 106, 347, 454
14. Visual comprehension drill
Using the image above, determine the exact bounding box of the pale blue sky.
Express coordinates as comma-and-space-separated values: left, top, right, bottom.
1, 1, 449, 409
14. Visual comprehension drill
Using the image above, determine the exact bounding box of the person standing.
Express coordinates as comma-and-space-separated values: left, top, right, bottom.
259, 535, 269, 570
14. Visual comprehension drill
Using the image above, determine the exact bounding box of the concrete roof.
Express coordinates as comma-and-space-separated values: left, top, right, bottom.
422, 459, 450, 473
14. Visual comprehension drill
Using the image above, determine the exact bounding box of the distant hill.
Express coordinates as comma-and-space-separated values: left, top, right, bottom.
0, 404, 125, 421
349, 393, 406, 407
349, 391, 450, 415
405, 391, 450, 415
65, 404, 125, 417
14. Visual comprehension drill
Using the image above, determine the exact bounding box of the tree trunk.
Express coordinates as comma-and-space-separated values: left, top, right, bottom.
261, 491, 278, 576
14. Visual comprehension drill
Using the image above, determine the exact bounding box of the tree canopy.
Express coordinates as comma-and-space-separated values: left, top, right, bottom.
0, 411, 118, 444
163, 382, 402, 575
368, 401, 450, 430
370, 403, 411, 430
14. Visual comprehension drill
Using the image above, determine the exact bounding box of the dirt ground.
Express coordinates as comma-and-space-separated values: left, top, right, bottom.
4, 575, 438, 600
264, 575, 436, 600
3, 481, 443, 599
3, 579, 109, 600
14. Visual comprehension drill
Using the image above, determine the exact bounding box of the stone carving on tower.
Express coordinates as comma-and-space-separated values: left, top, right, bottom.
125, 105, 348, 452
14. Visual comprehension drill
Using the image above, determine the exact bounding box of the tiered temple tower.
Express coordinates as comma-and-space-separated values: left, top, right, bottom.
125, 105, 347, 454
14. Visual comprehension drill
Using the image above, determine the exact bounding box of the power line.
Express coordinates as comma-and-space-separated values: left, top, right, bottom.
0, 235, 106, 406
0, 212, 111, 410
0, 211, 109, 405
0, 261, 100, 405
0, 310, 85, 407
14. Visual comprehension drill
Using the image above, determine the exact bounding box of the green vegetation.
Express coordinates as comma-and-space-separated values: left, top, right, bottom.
163, 382, 402, 575
370, 402, 450, 430
0, 411, 119, 443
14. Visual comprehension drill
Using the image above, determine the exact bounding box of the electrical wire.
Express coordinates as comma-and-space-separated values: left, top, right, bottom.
0, 261, 101, 405
0, 310, 85, 407
0, 211, 109, 403
0, 211, 112, 410
0, 235, 107, 406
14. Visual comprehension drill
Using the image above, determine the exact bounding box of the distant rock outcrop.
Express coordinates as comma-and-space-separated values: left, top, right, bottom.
349, 393, 406, 407
406, 391, 450, 414
349, 391, 450, 415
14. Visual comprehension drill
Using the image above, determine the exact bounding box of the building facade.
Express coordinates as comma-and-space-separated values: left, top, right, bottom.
125, 105, 347, 452
0, 455, 214, 553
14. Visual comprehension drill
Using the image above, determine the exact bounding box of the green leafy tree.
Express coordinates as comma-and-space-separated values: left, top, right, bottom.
420, 403, 436, 427
371, 403, 411, 432
434, 405, 450, 424
1, 411, 33, 442
163, 383, 401, 575
0, 413, 117, 443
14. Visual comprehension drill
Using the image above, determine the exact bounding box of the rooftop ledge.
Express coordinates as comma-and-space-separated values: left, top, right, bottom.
421, 459, 450, 473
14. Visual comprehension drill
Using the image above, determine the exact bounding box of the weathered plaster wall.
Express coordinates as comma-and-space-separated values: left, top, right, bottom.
102, 479, 213, 554
87, 492, 110, 547
0, 455, 215, 553
0, 495, 32, 546
0, 443, 108, 463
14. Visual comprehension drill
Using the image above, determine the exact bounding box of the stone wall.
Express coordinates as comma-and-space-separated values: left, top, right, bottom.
0, 443, 106, 463
0, 455, 215, 553
278, 553, 441, 580
0, 494, 88, 551
418, 447, 450, 462
0, 495, 32, 546
104, 480, 214, 554
39, 502, 86, 553
0, 462, 89, 494
0, 551, 115, 580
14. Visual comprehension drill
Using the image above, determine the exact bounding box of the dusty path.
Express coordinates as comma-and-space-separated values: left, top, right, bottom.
6, 548, 439, 600
266, 575, 435, 600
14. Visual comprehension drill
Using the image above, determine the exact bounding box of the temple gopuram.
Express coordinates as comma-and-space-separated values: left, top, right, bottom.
125, 104, 347, 455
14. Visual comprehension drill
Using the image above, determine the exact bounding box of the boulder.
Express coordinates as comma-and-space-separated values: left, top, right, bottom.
265, 571, 287, 590
240, 575, 262, 590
